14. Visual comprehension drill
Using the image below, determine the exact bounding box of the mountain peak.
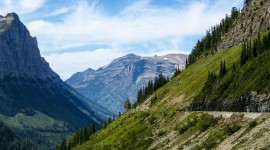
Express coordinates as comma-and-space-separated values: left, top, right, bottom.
0, 12, 57, 78
123, 53, 139, 58
5, 12, 19, 21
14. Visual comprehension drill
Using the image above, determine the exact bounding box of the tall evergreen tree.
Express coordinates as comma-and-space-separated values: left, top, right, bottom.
124, 99, 131, 111
185, 58, 188, 69
257, 33, 262, 54
232, 62, 236, 72
219, 61, 223, 77
223, 60, 227, 75
241, 42, 247, 65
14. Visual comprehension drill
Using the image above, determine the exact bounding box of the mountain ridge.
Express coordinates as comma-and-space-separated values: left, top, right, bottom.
66, 53, 188, 113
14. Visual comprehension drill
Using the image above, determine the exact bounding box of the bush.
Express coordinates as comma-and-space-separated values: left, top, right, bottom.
194, 113, 219, 132
223, 124, 241, 135
176, 113, 220, 135
248, 121, 257, 128
178, 125, 188, 134
157, 130, 166, 137
147, 115, 156, 124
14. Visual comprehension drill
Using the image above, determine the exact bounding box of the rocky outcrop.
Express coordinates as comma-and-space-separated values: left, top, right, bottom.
66, 53, 188, 113
218, 0, 270, 50
190, 92, 270, 112
0, 13, 57, 78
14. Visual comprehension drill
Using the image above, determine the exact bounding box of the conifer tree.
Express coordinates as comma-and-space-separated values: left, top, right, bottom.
219, 61, 223, 77
253, 39, 258, 57
219, 60, 227, 77
185, 58, 188, 69
257, 33, 262, 54
241, 42, 247, 65
223, 60, 227, 75
232, 62, 236, 72
124, 99, 131, 111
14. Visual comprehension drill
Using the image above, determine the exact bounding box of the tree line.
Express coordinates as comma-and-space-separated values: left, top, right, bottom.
240, 31, 270, 66
133, 67, 181, 108
55, 116, 115, 150
187, 7, 240, 67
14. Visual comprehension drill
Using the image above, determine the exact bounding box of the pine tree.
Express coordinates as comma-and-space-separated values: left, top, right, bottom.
232, 62, 236, 72
240, 42, 247, 65
257, 33, 262, 54
268, 31, 270, 49
223, 60, 227, 75
60, 139, 67, 150
219, 60, 227, 77
253, 39, 258, 57
185, 58, 188, 69
219, 61, 223, 77
173, 65, 182, 78
90, 121, 95, 134
108, 116, 112, 124
124, 99, 131, 111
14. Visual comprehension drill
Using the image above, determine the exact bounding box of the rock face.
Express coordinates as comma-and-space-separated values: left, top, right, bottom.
0, 13, 56, 78
218, 0, 270, 50
0, 13, 112, 129
66, 53, 187, 113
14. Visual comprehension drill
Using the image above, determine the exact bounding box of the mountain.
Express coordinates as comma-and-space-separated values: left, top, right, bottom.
66, 53, 188, 113
0, 13, 112, 148
67, 0, 270, 149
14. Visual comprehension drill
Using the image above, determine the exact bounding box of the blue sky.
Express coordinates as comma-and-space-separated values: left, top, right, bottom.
0, 0, 243, 79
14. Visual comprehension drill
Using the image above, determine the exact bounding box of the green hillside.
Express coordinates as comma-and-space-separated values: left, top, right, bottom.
70, 29, 270, 149
58, 0, 270, 149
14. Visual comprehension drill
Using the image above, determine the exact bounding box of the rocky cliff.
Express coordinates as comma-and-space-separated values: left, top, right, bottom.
0, 13, 57, 78
66, 53, 187, 113
218, 0, 270, 50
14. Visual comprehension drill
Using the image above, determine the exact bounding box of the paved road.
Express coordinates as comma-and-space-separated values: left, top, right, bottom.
185, 111, 263, 119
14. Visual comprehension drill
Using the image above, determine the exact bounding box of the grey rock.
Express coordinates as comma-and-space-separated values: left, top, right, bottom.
218, 0, 270, 50
0, 12, 57, 78
66, 53, 188, 114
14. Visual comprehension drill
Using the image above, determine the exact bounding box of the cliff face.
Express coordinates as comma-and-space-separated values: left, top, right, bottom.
218, 0, 270, 50
0, 13, 57, 78
66, 53, 187, 113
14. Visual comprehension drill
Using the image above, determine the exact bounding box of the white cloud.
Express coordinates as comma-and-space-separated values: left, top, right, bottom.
45, 7, 72, 17
27, 0, 243, 52
44, 48, 126, 80
0, 0, 45, 15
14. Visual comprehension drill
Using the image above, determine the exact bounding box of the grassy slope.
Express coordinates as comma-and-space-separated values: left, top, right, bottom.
75, 32, 270, 149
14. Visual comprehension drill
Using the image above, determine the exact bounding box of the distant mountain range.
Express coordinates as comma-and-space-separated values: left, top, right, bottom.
0, 13, 112, 148
66, 53, 188, 113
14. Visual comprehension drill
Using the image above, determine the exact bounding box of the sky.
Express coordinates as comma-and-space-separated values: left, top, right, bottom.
0, 0, 243, 80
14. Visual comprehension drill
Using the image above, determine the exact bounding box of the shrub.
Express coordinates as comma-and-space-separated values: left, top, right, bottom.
223, 124, 241, 135
157, 130, 166, 137
147, 115, 156, 124
248, 121, 257, 128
